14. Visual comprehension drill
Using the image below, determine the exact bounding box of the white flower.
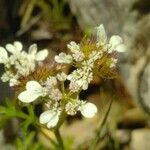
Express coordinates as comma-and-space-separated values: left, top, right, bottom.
76, 79, 89, 90
96, 24, 107, 46
67, 41, 80, 53
1, 71, 14, 82
6, 41, 23, 54
56, 72, 67, 81
9, 76, 20, 87
55, 52, 73, 64
67, 41, 84, 62
80, 102, 97, 118
0, 47, 8, 64
18, 81, 48, 103
95, 25, 126, 53
72, 52, 85, 62
69, 81, 81, 92
39, 109, 60, 128
45, 76, 57, 89
65, 102, 77, 115
109, 35, 126, 53
28, 44, 49, 61
49, 89, 62, 101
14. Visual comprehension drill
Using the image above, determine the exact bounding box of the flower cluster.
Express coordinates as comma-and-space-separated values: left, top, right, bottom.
0, 24, 126, 129
0, 42, 48, 86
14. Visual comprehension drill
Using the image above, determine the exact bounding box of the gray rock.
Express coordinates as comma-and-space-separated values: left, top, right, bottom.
130, 129, 150, 150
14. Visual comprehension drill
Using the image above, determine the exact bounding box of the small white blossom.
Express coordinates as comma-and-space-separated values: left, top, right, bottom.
55, 52, 73, 64
69, 81, 81, 92
18, 81, 48, 103
39, 109, 61, 128
109, 35, 126, 53
96, 24, 107, 46
0, 42, 49, 86
9, 76, 20, 87
0, 47, 8, 64
45, 76, 57, 89
67, 41, 80, 53
28, 44, 49, 61
95, 25, 126, 53
65, 102, 77, 115
72, 52, 85, 62
89, 51, 102, 61
56, 72, 67, 81
1, 71, 14, 82
67, 41, 85, 62
80, 102, 97, 118
49, 89, 62, 101
6, 41, 23, 54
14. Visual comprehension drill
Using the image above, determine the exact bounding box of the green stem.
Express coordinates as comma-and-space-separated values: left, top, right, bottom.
39, 127, 57, 146
89, 99, 113, 150
54, 129, 64, 150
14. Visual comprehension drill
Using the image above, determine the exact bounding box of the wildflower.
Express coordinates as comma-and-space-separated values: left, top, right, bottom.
67, 41, 80, 53
56, 72, 67, 81
6, 41, 23, 54
96, 24, 126, 53
28, 44, 49, 61
67, 41, 85, 62
109, 35, 126, 53
45, 76, 57, 89
0, 47, 8, 64
39, 109, 61, 128
55, 52, 73, 64
72, 52, 85, 62
9, 78, 20, 87
80, 102, 97, 118
1, 71, 14, 82
49, 89, 62, 101
96, 24, 107, 46
69, 81, 81, 93
18, 81, 48, 103
65, 102, 78, 115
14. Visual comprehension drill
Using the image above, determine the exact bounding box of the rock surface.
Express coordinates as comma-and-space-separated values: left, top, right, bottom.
130, 129, 150, 150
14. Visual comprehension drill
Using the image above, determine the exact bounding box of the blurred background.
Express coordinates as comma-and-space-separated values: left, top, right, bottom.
0, 0, 150, 149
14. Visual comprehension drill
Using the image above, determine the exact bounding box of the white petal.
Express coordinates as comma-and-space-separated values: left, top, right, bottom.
35, 49, 48, 61
18, 90, 40, 103
54, 55, 61, 63
28, 44, 37, 55
109, 35, 123, 48
14, 41, 23, 51
0, 47, 8, 63
115, 44, 126, 52
39, 110, 59, 128
6, 44, 15, 53
47, 112, 59, 128
81, 102, 97, 118
39, 110, 54, 124
96, 24, 107, 45
26, 81, 42, 91
82, 82, 88, 90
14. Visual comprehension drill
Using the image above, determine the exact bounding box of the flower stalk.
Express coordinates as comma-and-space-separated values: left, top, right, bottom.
54, 129, 64, 150
89, 99, 113, 150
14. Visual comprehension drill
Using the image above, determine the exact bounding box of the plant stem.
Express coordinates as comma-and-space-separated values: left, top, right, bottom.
40, 128, 57, 146
54, 129, 64, 150
89, 99, 113, 150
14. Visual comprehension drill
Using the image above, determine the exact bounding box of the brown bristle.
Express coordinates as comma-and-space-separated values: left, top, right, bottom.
94, 52, 118, 79
13, 64, 57, 95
